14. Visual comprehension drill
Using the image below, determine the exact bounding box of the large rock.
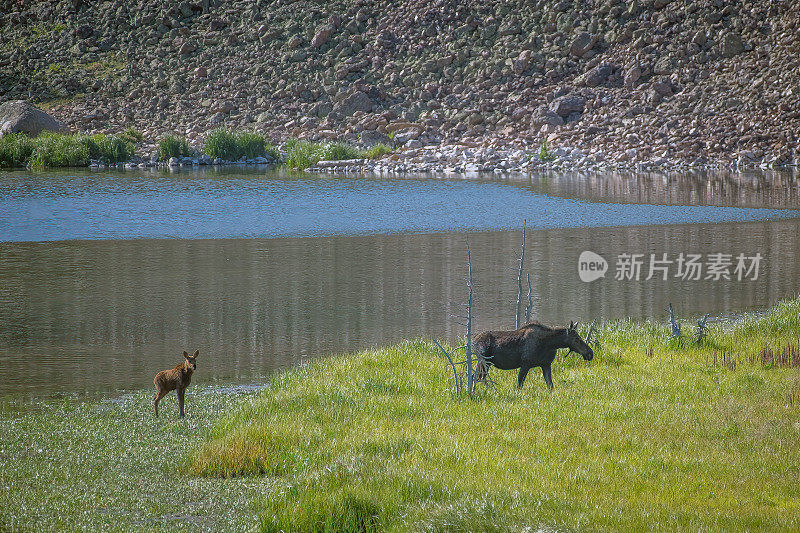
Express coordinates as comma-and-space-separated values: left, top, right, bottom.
570, 32, 598, 58
549, 95, 586, 117
311, 25, 334, 48
532, 106, 564, 126
584, 64, 613, 87
721, 33, 744, 58
0, 100, 66, 137
333, 90, 374, 115
359, 130, 391, 147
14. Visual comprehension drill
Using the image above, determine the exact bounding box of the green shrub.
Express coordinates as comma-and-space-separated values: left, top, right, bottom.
284, 138, 320, 170
85, 134, 134, 164
158, 134, 192, 161
538, 139, 556, 162
235, 132, 266, 159
204, 129, 238, 160
285, 139, 368, 170
363, 143, 393, 159
319, 142, 362, 161
0, 133, 35, 168
119, 127, 143, 145
203, 129, 274, 161
28, 133, 90, 169
0, 132, 134, 169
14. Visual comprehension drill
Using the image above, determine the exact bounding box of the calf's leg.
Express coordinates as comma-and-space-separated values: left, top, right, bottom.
178, 388, 186, 417
153, 388, 168, 417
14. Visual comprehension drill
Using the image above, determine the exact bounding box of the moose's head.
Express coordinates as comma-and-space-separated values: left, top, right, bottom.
565, 321, 593, 361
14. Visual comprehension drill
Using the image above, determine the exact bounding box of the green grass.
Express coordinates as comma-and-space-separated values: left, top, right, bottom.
203, 129, 278, 161
2, 299, 799, 531
363, 142, 393, 159
285, 139, 392, 170
119, 127, 144, 145
537, 139, 556, 162
0, 133, 35, 168
191, 298, 800, 531
0, 132, 133, 169
158, 134, 193, 161
0, 387, 270, 531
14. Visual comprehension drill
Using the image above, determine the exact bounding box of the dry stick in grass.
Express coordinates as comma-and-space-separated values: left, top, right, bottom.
432, 339, 461, 395
432, 245, 475, 396
668, 303, 682, 341
465, 244, 475, 395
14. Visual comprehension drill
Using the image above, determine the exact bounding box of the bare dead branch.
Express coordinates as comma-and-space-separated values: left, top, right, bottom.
515, 222, 527, 329
525, 273, 533, 322
432, 339, 461, 396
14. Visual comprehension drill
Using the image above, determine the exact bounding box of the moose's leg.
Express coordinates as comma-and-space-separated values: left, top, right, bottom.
542, 364, 553, 390
178, 388, 186, 417
517, 365, 531, 389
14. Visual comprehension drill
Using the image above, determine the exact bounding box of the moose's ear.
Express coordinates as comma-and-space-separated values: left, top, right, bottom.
193, 350, 199, 357
573, 321, 580, 330
569, 321, 575, 330
183, 351, 189, 357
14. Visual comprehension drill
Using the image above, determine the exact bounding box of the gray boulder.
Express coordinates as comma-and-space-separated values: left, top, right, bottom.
549, 95, 586, 118
0, 100, 66, 137
584, 64, 613, 87
721, 33, 744, 58
333, 90, 374, 115
359, 130, 392, 147
570, 32, 598, 58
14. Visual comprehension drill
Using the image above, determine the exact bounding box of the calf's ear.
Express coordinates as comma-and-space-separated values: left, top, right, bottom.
193, 350, 199, 357
183, 351, 189, 357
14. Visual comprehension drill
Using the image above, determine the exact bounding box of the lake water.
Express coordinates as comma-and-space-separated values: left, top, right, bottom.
1, 167, 799, 401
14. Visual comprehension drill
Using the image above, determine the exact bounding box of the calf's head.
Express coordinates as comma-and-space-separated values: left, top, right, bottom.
565, 321, 593, 361
183, 350, 199, 371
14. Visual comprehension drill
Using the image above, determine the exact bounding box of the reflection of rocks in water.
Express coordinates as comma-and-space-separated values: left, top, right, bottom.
1, 219, 799, 399
508, 169, 800, 209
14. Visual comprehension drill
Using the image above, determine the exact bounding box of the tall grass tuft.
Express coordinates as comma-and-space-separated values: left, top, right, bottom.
363, 142, 393, 159
118, 127, 144, 145
284, 139, 383, 169
1, 132, 133, 169
158, 134, 192, 161
0, 133, 35, 168
85, 134, 134, 164
284, 138, 320, 170
203, 129, 276, 161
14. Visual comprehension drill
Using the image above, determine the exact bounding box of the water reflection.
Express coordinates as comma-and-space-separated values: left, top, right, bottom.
509, 168, 800, 209
1, 219, 799, 398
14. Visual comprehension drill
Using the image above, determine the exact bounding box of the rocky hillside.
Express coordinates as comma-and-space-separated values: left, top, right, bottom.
1, 0, 799, 165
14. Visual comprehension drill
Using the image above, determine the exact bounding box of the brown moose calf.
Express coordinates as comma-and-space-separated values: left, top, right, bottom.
153, 350, 198, 417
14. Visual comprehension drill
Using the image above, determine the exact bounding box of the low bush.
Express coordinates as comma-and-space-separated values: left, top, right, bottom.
285, 139, 384, 169
363, 143, 393, 159
118, 127, 143, 145
0, 133, 35, 168
0, 132, 134, 169
204, 129, 276, 161
158, 134, 192, 161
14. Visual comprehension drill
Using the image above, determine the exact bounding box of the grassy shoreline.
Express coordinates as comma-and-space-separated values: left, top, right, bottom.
2, 300, 799, 531
1, 129, 393, 170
